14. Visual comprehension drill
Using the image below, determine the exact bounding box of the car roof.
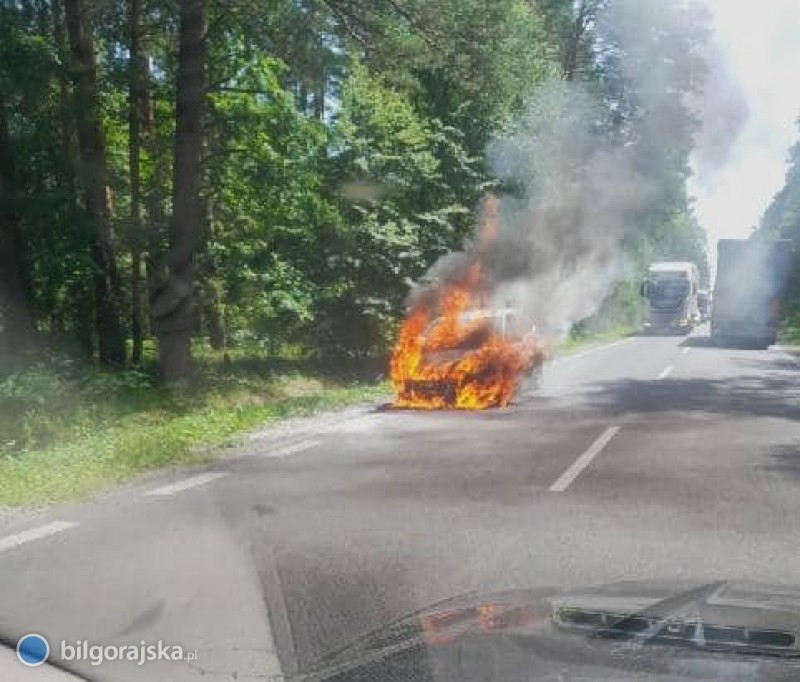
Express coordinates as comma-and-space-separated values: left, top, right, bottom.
458, 307, 516, 319
425, 308, 519, 331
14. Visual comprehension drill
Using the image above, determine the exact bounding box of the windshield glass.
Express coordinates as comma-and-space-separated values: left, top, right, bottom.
4, 0, 800, 680
649, 278, 690, 300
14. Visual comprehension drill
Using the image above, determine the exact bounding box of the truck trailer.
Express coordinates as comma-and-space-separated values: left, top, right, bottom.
711, 238, 794, 349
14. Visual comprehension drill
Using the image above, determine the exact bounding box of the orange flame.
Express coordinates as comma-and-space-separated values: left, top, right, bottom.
390, 197, 547, 410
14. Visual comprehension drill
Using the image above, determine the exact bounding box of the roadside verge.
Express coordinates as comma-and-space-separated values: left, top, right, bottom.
0, 364, 388, 507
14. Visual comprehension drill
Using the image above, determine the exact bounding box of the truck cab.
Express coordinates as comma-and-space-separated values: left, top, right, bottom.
642, 262, 700, 334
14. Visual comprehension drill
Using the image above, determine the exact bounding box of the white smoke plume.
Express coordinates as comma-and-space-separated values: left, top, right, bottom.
688, 41, 750, 184
485, 81, 649, 340
408, 0, 747, 343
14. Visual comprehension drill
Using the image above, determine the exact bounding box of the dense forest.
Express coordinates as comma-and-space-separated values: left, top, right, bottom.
757, 118, 800, 331
0, 0, 710, 380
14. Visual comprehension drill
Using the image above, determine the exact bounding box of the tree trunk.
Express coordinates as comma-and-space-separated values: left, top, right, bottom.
36, 0, 50, 38
199, 196, 225, 351
54, 0, 94, 358
562, 0, 591, 82
313, 73, 325, 120
144, 44, 166, 342
130, 252, 144, 364
0, 89, 38, 351
199, 281, 225, 350
128, 0, 147, 366
64, 0, 126, 367
152, 0, 206, 380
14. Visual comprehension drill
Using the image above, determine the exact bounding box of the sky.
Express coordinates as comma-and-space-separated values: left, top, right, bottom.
690, 0, 800, 266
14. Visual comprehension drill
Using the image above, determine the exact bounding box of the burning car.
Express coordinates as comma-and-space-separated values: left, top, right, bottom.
391, 305, 547, 410
390, 196, 548, 410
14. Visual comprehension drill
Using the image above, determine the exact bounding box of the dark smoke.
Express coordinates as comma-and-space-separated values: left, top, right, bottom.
485, 81, 648, 339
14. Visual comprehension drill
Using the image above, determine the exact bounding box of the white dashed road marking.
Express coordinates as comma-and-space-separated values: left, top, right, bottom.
0, 521, 78, 554
262, 439, 321, 458
681, 347, 691, 355
549, 426, 622, 492
657, 365, 674, 379
145, 472, 227, 497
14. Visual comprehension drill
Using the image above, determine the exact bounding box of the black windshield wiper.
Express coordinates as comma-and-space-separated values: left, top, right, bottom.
556, 581, 800, 657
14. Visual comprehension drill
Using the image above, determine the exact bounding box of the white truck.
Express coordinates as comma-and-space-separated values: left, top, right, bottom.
642, 261, 700, 334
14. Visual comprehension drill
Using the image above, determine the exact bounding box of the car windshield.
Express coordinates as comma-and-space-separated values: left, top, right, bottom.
3, 0, 800, 680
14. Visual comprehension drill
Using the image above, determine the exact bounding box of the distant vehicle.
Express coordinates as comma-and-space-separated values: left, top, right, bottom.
697, 289, 711, 322
642, 262, 700, 334
711, 238, 794, 349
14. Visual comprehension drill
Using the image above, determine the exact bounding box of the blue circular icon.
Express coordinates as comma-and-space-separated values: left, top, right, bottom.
17, 634, 49, 666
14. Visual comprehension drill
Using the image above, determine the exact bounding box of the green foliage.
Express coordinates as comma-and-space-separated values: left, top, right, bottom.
759, 136, 800, 241
0, 0, 712, 362
758, 125, 800, 329
571, 280, 644, 337
202, 45, 331, 344
0, 350, 387, 505
0, 0, 720, 491
312, 61, 479, 356
626, 208, 710, 286
588, 0, 711, 292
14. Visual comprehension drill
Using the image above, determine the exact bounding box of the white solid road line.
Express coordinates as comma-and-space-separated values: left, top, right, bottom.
0, 520, 78, 554
145, 472, 227, 497
262, 438, 321, 458
681, 347, 691, 355
548, 426, 622, 492
657, 365, 674, 379
562, 338, 632, 362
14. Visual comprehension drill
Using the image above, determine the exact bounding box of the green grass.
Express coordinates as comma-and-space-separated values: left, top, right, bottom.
557, 324, 638, 354
0, 349, 389, 506
778, 317, 800, 345
0, 324, 642, 507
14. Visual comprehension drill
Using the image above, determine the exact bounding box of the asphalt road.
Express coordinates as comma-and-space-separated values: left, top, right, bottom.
4, 327, 800, 680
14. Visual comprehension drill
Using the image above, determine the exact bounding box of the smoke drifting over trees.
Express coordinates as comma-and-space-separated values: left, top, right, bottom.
0, 0, 747, 372
413, 0, 748, 341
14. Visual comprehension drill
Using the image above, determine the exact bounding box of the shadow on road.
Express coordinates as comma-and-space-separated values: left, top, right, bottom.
679, 336, 714, 348
732, 356, 800, 373
635, 331, 691, 339
585, 374, 800, 422
762, 444, 800, 480
681, 334, 784, 351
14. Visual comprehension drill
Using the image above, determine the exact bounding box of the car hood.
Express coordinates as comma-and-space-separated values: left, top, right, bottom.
294, 579, 800, 681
